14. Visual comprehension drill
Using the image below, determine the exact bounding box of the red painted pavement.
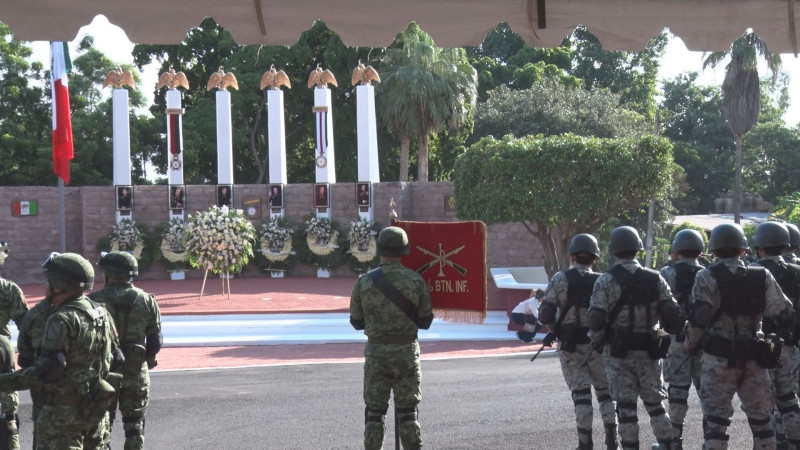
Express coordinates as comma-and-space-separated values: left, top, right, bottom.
16, 276, 541, 370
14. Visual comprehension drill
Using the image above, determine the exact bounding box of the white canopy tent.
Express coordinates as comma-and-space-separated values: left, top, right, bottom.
1, 0, 799, 53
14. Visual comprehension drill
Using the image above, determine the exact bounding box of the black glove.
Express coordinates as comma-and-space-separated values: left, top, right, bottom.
110, 348, 126, 372
542, 332, 555, 347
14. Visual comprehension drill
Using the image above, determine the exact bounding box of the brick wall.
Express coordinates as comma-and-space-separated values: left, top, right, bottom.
1, 183, 542, 309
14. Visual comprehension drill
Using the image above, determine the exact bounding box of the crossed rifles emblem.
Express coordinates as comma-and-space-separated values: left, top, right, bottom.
415, 243, 468, 278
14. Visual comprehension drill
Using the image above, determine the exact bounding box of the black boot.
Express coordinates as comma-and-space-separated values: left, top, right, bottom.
671, 423, 683, 450
576, 427, 593, 450
604, 423, 619, 450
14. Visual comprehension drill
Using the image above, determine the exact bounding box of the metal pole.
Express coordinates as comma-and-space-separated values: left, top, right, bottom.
59, 178, 66, 252
644, 109, 660, 267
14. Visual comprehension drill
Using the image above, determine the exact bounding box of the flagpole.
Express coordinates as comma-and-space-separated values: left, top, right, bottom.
59, 178, 66, 252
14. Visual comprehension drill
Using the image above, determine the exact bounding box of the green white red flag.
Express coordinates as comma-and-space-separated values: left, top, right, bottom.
50, 41, 73, 184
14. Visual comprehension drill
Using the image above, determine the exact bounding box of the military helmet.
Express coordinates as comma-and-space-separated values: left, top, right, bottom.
0, 241, 7, 267
752, 221, 790, 249
568, 233, 600, 257
41, 252, 94, 291
671, 229, 705, 253
786, 223, 800, 249
98, 251, 139, 278
608, 226, 643, 255
377, 226, 410, 256
708, 223, 748, 251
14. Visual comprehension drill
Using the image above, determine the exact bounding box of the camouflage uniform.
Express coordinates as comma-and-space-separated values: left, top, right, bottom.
686, 257, 794, 449
0, 277, 31, 450
589, 259, 679, 449
541, 264, 617, 449
16, 299, 54, 450
751, 255, 800, 448
350, 257, 434, 450
659, 257, 703, 445
89, 282, 161, 450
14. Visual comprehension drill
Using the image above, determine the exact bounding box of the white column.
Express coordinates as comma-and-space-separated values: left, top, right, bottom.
313, 88, 336, 221
268, 89, 288, 220
112, 88, 132, 224
356, 84, 380, 222
216, 90, 234, 185
166, 89, 184, 220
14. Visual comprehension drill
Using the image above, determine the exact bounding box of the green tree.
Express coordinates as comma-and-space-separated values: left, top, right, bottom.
702, 30, 781, 223
472, 79, 649, 143
454, 134, 676, 276
377, 22, 477, 182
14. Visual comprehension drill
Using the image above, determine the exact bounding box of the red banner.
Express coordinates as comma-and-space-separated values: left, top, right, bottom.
393, 220, 487, 324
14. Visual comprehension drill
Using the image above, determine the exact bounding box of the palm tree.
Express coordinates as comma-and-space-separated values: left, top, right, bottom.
703, 30, 781, 223
378, 22, 477, 181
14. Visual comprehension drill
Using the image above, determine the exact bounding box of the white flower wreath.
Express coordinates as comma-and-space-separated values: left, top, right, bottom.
348, 219, 377, 262
160, 217, 187, 263
259, 218, 293, 262
184, 206, 255, 275
305, 217, 338, 256
108, 219, 145, 260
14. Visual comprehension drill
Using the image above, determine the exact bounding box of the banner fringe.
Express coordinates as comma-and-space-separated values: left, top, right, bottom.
434, 308, 486, 325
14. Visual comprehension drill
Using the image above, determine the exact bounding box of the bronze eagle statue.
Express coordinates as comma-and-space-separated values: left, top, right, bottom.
307, 64, 337, 89
102, 66, 136, 89
351, 60, 380, 86
260, 64, 291, 90
206, 67, 239, 91
156, 65, 190, 90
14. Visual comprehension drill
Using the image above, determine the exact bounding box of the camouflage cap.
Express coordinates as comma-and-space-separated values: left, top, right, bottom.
98, 251, 138, 278
377, 226, 410, 256
42, 252, 95, 291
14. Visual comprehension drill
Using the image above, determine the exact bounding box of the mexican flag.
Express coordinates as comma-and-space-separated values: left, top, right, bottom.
50, 42, 73, 184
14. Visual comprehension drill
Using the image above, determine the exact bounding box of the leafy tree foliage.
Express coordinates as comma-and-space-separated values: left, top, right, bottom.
454, 134, 676, 276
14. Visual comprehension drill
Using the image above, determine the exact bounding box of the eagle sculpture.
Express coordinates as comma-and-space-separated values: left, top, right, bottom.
260, 64, 291, 90
307, 64, 337, 89
156, 65, 190, 90
206, 67, 239, 91
102, 66, 136, 89
351, 60, 380, 86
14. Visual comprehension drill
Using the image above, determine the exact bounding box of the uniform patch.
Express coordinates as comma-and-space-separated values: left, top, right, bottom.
44, 321, 66, 345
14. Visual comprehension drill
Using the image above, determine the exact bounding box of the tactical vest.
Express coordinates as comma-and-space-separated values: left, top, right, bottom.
564, 268, 599, 328
708, 263, 766, 317
608, 264, 660, 308
759, 259, 800, 305
63, 299, 112, 378
92, 286, 145, 346
672, 262, 702, 314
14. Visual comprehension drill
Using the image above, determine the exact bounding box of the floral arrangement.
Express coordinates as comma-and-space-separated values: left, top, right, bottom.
157, 217, 188, 271
346, 218, 380, 273
96, 219, 153, 271
305, 216, 339, 256
255, 216, 297, 273
184, 205, 255, 275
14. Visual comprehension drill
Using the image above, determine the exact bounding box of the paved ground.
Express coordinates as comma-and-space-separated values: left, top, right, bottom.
17, 276, 540, 371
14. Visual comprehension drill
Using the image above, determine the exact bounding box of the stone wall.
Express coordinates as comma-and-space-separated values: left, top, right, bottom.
1, 183, 542, 309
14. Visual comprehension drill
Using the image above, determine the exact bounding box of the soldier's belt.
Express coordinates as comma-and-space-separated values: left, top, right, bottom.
608, 330, 651, 351
367, 334, 418, 345
702, 334, 756, 360
43, 392, 82, 407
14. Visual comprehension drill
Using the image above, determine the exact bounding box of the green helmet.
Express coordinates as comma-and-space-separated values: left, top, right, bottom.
608, 226, 643, 255
786, 223, 800, 249
41, 252, 94, 291
98, 251, 139, 278
708, 223, 748, 251
752, 221, 790, 249
377, 226, 410, 256
568, 233, 600, 257
671, 229, 705, 253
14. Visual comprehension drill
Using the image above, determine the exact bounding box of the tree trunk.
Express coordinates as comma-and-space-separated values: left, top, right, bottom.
399, 137, 410, 182
734, 134, 742, 224
418, 132, 429, 182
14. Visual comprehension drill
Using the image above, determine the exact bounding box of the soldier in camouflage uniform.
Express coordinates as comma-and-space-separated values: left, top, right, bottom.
539, 233, 618, 450
659, 229, 705, 450
0, 241, 29, 450
350, 227, 434, 450
89, 252, 161, 450
15, 298, 53, 449
750, 221, 800, 449
588, 226, 684, 450
686, 223, 795, 449
0, 252, 124, 449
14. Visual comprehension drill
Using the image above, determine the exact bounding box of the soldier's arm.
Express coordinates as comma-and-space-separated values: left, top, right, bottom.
35, 315, 71, 384
587, 275, 609, 343
538, 276, 560, 327
656, 275, 684, 334
686, 270, 714, 350
763, 271, 795, 336
349, 277, 366, 330
8, 282, 28, 330
145, 294, 163, 365
414, 278, 434, 330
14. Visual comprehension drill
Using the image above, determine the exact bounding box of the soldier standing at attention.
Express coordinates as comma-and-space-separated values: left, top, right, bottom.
686, 223, 794, 449
0, 241, 30, 450
750, 221, 800, 449
659, 229, 706, 450
15, 296, 53, 449
539, 233, 618, 450
588, 226, 684, 450
90, 251, 162, 450
350, 226, 434, 450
